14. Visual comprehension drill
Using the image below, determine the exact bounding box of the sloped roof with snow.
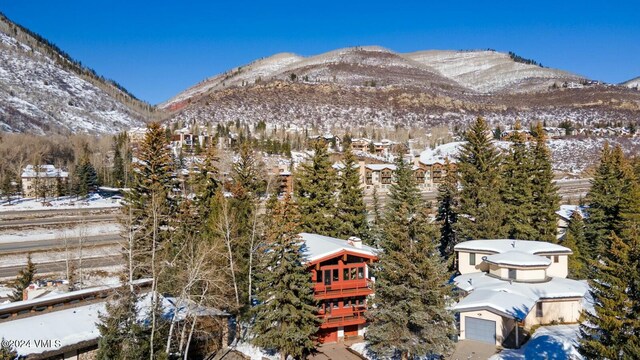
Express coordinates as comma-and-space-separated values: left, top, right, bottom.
21, 164, 68, 178
556, 204, 587, 221
484, 251, 552, 267
454, 239, 572, 255
365, 164, 396, 171
453, 272, 588, 320
299, 233, 378, 263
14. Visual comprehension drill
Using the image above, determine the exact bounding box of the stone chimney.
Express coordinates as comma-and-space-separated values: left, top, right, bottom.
347, 236, 362, 249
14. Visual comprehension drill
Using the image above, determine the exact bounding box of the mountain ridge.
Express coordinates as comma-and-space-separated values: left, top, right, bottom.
0, 12, 157, 134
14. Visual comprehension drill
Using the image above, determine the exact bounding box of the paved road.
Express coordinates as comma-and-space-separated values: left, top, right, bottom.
449, 340, 498, 360
0, 214, 117, 228
0, 255, 123, 278
0, 234, 121, 253
308, 343, 365, 360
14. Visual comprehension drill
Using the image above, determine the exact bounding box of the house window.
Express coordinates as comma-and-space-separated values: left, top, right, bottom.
508, 268, 516, 280
536, 302, 543, 317
343, 268, 350, 281
333, 269, 339, 282
316, 271, 323, 283
358, 267, 364, 279
469, 253, 476, 266
554, 256, 559, 263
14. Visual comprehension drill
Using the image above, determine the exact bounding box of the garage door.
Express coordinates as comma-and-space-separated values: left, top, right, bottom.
317, 329, 338, 343
465, 317, 496, 344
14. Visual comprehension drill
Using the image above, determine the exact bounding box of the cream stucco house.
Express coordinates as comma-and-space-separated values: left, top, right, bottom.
452, 239, 588, 347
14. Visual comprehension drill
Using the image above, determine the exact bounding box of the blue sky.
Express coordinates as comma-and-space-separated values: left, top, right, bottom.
3, 1, 639, 104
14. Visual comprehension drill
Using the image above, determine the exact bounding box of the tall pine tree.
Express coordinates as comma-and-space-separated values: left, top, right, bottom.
529, 123, 560, 242
436, 159, 459, 271
563, 211, 589, 279
580, 157, 640, 358
335, 143, 368, 240
502, 122, 537, 240
295, 139, 339, 236
367, 154, 455, 359
585, 144, 634, 255
252, 194, 320, 360
455, 117, 506, 240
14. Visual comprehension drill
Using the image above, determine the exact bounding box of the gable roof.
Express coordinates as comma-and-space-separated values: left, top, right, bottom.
454, 239, 572, 255
299, 233, 378, 264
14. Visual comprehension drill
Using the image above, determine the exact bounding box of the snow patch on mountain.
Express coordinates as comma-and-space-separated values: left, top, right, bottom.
0, 31, 144, 134
404, 50, 583, 93
622, 76, 640, 89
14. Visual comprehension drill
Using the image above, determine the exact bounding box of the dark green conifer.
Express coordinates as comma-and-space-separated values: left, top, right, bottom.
563, 211, 589, 279
0, 338, 17, 360
9, 253, 36, 302
367, 153, 455, 358
294, 139, 339, 236
529, 123, 560, 242
335, 144, 368, 240
502, 123, 537, 240
436, 160, 459, 271
252, 194, 320, 359
455, 117, 506, 240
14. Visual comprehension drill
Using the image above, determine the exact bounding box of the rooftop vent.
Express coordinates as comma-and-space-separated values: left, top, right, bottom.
511, 241, 516, 248
347, 236, 362, 249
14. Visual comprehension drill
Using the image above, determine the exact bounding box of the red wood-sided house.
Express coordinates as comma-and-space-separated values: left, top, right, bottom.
299, 233, 379, 344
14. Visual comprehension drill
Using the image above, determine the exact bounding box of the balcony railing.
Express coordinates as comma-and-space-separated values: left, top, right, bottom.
318, 308, 367, 329
314, 279, 373, 299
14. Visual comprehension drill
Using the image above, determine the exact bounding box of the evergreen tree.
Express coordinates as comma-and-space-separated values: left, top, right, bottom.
75, 155, 98, 197
294, 139, 339, 236
502, 123, 537, 240
0, 338, 17, 360
563, 211, 589, 279
125, 122, 175, 278
96, 289, 144, 360
580, 175, 640, 358
9, 254, 36, 302
112, 138, 125, 187
529, 123, 560, 242
436, 160, 459, 271
455, 118, 506, 240
367, 153, 455, 358
335, 144, 368, 240
585, 144, 633, 255
252, 195, 320, 359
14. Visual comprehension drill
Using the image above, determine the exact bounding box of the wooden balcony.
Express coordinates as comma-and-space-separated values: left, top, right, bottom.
318, 308, 367, 329
314, 279, 373, 300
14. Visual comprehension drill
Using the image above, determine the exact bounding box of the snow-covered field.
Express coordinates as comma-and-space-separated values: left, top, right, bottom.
490, 325, 583, 360
0, 194, 121, 212
0, 222, 121, 244
0, 244, 120, 268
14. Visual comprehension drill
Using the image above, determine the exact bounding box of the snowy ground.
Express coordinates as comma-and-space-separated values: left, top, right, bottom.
0, 194, 121, 212
233, 341, 281, 360
0, 244, 120, 267
490, 325, 583, 360
0, 222, 121, 244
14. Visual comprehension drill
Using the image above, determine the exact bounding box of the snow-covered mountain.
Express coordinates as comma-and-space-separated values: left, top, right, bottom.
403, 50, 583, 93
163, 46, 640, 133
622, 76, 640, 89
0, 13, 151, 134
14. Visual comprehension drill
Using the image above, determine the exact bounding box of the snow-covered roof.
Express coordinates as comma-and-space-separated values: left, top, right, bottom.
21, 164, 68, 178
454, 239, 572, 255
299, 233, 378, 263
453, 272, 588, 320
0, 290, 228, 357
556, 205, 587, 221
484, 251, 552, 267
365, 164, 396, 171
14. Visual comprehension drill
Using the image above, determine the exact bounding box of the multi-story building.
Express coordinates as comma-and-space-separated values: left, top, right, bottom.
452, 239, 587, 347
300, 233, 378, 343
21, 165, 68, 198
